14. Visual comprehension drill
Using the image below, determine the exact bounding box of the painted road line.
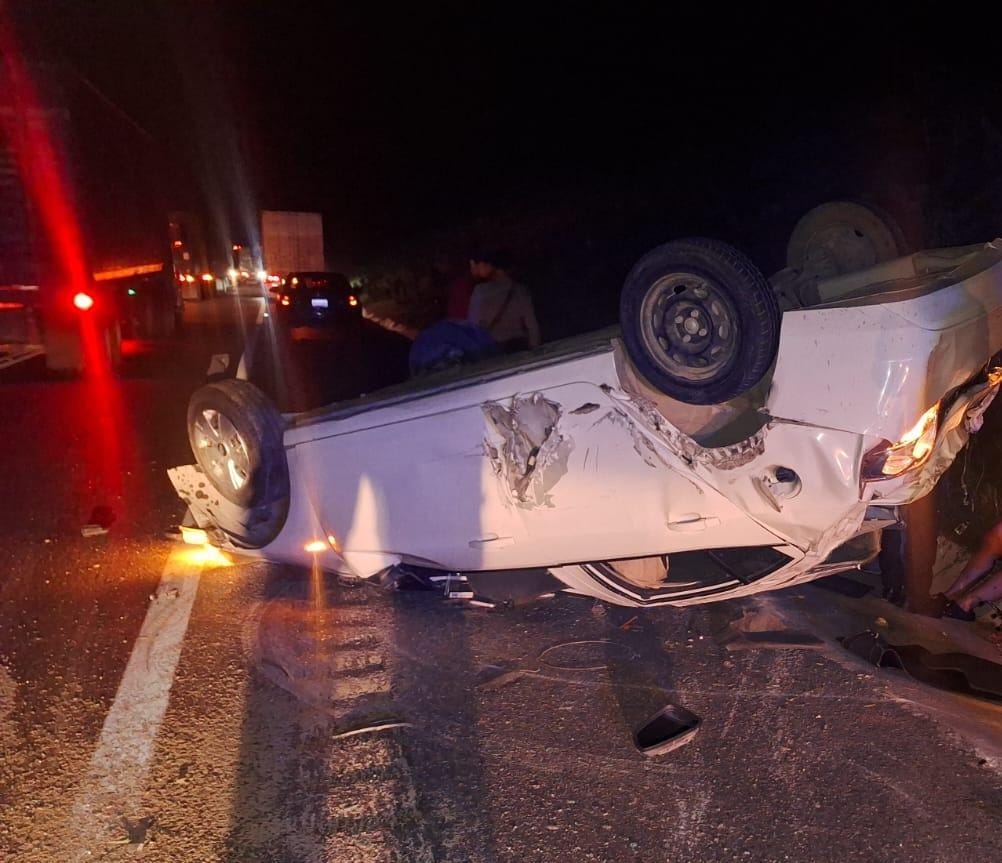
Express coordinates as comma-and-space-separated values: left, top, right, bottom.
65, 548, 205, 859
235, 299, 266, 380
0, 343, 45, 370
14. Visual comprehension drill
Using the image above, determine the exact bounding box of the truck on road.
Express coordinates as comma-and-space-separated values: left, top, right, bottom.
0, 51, 194, 373
260, 210, 324, 279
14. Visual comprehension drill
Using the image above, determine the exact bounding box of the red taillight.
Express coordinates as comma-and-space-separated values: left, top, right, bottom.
73, 291, 95, 311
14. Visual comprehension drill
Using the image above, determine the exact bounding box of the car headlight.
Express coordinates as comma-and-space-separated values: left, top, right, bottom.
861, 403, 939, 482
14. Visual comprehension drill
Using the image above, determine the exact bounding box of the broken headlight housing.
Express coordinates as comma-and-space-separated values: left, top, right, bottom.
861, 403, 939, 482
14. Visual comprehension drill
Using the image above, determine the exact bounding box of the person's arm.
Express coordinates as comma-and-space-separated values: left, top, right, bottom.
945, 520, 1002, 600
520, 286, 541, 348
466, 286, 483, 326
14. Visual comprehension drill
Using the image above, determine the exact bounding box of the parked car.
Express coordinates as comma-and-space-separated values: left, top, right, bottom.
271, 271, 360, 329
171, 227, 1002, 607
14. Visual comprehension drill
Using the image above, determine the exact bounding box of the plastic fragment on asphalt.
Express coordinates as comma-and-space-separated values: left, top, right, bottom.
81, 524, 108, 537
476, 667, 536, 691
633, 704, 701, 756
329, 720, 413, 741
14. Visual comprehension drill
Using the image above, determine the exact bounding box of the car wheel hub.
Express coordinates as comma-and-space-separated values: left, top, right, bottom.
640, 273, 738, 382
193, 409, 250, 493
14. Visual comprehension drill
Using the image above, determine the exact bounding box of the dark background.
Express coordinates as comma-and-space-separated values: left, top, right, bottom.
11, 0, 1002, 336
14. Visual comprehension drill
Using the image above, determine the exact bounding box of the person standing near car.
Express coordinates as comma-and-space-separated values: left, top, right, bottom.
467, 248, 541, 352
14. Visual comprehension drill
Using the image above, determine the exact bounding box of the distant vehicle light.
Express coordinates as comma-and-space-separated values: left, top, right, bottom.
290, 276, 298, 286
0, 301, 25, 310
127, 288, 137, 296
201, 273, 214, 282
172, 240, 183, 248
185, 274, 195, 283
256, 269, 267, 282
348, 295, 359, 307
304, 540, 327, 553
232, 244, 242, 251
280, 295, 291, 307
240, 270, 250, 278
73, 291, 95, 311
227, 267, 238, 280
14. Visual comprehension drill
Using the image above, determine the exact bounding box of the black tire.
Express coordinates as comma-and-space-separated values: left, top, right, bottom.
786, 200, 904, 278
619, 238, 780, 405
187, 379, 289, 508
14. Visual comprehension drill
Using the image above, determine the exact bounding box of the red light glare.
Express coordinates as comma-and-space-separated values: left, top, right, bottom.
73, 292, 95, 311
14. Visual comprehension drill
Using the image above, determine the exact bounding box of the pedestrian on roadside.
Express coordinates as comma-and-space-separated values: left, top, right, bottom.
361, 266, 498, 376
433, 250, 476, 321
467, 248, 541, 352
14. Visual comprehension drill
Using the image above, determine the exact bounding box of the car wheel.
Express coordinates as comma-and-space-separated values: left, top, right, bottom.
619, 238, 780, 405
187, 379, 289, 508
786, 200, 905, 278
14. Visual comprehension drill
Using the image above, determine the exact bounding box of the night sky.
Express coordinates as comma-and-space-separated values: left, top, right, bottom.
10, 1, 1002, 330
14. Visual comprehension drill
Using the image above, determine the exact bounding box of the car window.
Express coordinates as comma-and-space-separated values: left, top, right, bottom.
707, 546, 792, 583
300, 274, 349, 292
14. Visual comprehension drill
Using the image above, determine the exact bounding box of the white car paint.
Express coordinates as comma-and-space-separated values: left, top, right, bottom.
172, 241, 1002, 607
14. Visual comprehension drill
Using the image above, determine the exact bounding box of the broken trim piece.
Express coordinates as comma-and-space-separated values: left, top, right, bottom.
482, 393, 574, 508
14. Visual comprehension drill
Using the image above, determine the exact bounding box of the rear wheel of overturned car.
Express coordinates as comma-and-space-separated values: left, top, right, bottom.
187, 378, 289, 510
786, 199, 905, 279
619, 238, 780, 405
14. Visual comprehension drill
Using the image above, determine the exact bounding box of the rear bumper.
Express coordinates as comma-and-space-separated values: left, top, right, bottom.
768, 244, 1002, 442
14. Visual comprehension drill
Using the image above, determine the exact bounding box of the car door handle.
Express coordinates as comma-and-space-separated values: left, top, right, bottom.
667, 515, 720, 532
469, 534, 516, 548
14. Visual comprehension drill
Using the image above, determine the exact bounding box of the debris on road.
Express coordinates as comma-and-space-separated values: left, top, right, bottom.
717, 602, 825, 651
476, 667, 536, 691
80, 524, 108, 538
329, 720, 413, 741
839, 629, 1002, 701
118, 814, 155, 849
633, 704, 700, 756
723, 630, 825, 651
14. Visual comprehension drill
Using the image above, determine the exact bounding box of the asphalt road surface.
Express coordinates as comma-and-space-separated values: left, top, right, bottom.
1, 296, 1000, 862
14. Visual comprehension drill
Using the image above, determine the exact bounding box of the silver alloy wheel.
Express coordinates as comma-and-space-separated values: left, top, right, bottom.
639, 272, 739, 382
192, 408, 251, 494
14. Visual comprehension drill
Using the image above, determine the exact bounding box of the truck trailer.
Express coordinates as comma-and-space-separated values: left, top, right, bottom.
0, 47, 191, 372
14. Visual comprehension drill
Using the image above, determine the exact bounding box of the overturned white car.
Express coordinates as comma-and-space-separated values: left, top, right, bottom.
171, 211, 1002, 607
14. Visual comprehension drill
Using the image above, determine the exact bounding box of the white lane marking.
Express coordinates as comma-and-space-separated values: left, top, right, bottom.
66, 549, 203, 858
0, 343, 45, 369
235, 299, 266, 381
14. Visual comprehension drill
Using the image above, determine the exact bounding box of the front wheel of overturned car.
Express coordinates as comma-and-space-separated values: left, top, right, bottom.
619, 238, 781, 405
187, 378, 289, 509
